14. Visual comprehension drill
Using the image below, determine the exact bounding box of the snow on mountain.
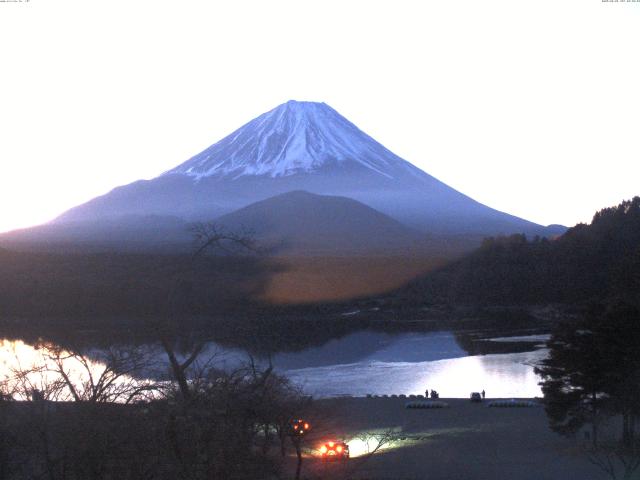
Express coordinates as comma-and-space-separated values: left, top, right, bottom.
37, 99, 561, 240
164, 100, 423, 181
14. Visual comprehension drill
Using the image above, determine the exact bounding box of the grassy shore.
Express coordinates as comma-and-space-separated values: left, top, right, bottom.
291, 397, 605, 480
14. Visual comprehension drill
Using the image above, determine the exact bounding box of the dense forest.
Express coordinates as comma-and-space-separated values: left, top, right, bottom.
0, 250, 280, 319
401, 197, 640, 307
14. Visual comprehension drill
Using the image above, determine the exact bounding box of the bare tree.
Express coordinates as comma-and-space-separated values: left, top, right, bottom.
160, 355, 299, 480
586, 441, 640, 480
159, 222, 259, 402
158, 336, 207, 402
8, 361, 65, 403
41, 343, 159, 404
189, 222, 257, 259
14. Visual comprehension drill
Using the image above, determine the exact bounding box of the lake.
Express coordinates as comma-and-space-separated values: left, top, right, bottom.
0, 328, 548, 399
271, 330, 548, 398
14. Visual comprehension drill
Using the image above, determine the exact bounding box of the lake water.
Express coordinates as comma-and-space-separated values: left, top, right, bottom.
163, 329, 549, 398
0, 329, 549, 399
273, 330, 548, 398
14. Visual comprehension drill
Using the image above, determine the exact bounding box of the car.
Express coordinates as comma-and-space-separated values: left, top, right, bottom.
319, 441, 350, 461
470, 392, 482, 402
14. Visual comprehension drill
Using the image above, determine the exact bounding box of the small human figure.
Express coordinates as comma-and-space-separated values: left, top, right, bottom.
481, 389, 486, 399
425, 388, 429, 398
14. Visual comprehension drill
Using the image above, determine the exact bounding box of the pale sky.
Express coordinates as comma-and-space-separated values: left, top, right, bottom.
1, 0, 639, 233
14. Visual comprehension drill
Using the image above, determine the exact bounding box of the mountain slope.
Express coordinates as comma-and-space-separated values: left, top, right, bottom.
53, 100, 560, 238
0, 215, 191, 252
215, 190, 425, 254
164, 100, 424, 180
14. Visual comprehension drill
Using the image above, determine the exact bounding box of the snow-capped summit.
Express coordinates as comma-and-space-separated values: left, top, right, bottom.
47, 100, 560, 239
164, 100, 421, 180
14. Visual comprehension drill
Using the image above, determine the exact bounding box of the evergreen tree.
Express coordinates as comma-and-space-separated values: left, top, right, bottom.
535, 312, 610, 445
536, 302, 640, 446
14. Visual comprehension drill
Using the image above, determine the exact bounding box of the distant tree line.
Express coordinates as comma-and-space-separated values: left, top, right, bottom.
402, 197, 640, 307
0, 250, 277, 318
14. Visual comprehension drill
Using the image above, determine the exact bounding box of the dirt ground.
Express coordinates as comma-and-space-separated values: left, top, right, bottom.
283, 397, 607, 480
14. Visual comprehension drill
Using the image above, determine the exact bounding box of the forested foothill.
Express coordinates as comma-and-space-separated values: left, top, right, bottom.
400, 197, 640, 308
0, 249, 279, 319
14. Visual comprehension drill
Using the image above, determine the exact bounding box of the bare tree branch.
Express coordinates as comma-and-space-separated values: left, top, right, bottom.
190, 222, 258, 259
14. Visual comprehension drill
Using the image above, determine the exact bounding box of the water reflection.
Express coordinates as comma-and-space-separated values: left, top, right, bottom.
0, 339, 154, 402
0, 330, 548, 400
276, 331, 546, 398
272, 331, 467, 370
284, 349, 545, 398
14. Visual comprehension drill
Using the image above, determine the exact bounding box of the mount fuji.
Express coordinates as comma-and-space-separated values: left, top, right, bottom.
3, 100, 563, 253
164, 100, 425, 181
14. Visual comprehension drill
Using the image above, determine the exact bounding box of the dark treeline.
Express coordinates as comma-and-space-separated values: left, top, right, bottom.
401, 197, 640, 307
0, 250, 281, 318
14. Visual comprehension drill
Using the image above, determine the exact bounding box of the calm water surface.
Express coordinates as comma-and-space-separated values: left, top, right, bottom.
272, 331, 547, 398
0, 330, 549, 399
